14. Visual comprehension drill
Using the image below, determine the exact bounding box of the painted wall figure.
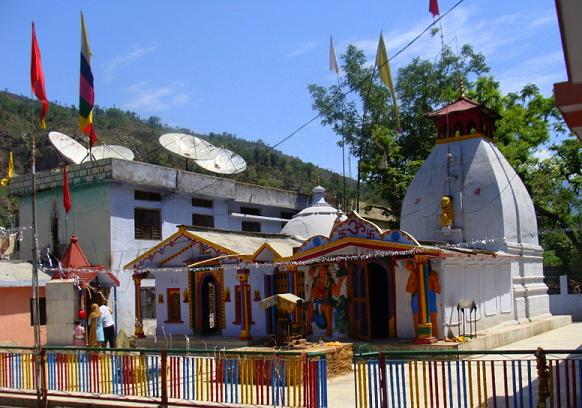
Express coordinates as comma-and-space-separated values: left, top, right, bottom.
405, 260, 419, 334
304, 264, 347, 337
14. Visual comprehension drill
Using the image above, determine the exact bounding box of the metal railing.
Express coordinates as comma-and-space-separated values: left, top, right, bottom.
0, 346, 328, 408
353, 348, 582, 408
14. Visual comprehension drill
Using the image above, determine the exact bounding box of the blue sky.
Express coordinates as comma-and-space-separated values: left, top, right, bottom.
0, 0, 565, 174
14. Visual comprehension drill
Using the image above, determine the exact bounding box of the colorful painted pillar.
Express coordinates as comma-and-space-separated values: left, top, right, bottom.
133, 272, 146, 338
414, 255, 437, 344
237, 267, 252, 340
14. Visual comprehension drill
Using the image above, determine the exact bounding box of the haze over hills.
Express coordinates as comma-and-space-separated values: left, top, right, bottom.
0, 90, 376, 213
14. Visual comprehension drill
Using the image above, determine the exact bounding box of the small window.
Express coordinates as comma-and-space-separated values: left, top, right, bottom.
192, 213, 215, 228
192, 198, 213, 208
166, 288, 182, 323
281, 211, 296, 220
135, 190, 162, 201
140, 287, 156, 320
135, 208, 161, 240
242, 221, 261, 232
30, 297, 46, 326
240, 207, 261, 216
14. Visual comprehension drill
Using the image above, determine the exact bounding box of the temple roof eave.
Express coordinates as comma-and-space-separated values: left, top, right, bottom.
274, 237, 441, 263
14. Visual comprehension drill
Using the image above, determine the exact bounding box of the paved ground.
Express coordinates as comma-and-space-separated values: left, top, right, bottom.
327, 322, 582, 407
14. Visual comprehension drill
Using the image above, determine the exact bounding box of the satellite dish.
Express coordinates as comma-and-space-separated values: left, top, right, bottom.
159, 133, 218, 160
194, 146, 247, 174
48, 131, 88, 164
91, 145, 135, 161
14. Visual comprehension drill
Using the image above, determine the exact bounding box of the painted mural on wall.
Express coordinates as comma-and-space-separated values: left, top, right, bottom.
304, 263, 348, 337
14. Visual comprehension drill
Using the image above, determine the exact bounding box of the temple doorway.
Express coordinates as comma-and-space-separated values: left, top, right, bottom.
201, 274, 220, 334
368, 262, 390, 338
349, 260, 395, 339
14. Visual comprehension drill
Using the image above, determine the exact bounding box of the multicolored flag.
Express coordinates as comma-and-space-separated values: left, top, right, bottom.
31, 23, 48, 129
63, 165, 72, 213
429, 0, 440, 17
375, 33, 400, 121
329, 36, 340, 75
79, 13, 96, 146
0, 152, 14, 187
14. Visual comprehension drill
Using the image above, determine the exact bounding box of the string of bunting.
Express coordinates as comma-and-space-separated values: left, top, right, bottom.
37, 224, 581, 276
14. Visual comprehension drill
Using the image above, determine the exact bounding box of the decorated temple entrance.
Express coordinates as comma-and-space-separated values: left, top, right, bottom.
192, 269, 224, 335
201, 274, 219, 333
348, 259, 395, 340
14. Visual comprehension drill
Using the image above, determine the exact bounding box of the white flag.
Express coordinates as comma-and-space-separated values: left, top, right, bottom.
329, 36, 340, 74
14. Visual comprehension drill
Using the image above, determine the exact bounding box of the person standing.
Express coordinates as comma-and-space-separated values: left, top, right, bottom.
88, 303, 103, 347
99, 300, 116, 348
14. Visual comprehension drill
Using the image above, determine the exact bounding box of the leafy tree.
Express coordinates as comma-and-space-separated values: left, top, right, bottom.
309, 41, 580, 270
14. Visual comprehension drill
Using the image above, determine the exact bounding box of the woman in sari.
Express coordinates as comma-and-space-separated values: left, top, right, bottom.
88, 303, 104, 347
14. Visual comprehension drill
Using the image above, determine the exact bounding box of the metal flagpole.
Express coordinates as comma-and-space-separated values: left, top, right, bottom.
30, 94, 42, 406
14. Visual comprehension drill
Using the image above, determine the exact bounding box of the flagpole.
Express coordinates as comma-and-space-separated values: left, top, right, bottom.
29, 88, 42, 407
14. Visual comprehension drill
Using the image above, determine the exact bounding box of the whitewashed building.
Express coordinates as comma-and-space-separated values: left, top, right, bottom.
8, 159, 309, 334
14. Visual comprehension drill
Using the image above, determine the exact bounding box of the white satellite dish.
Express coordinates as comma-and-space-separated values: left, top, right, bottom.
48, 131, 88, 164
159, 133, 219, 160
91, 145, 135, 161
194, 146, 247, 174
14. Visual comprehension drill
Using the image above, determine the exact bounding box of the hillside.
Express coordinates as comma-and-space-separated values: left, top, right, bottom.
0, 91, 378, 219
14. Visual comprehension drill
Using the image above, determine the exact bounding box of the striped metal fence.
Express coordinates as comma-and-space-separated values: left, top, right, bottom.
354, 349, 582, 408
0, 346, 327, 407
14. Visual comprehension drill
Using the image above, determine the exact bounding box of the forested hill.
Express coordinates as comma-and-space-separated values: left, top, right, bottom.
0, 91, 366, 207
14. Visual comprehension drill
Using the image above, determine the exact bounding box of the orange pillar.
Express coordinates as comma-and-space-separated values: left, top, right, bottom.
414, 255, 437, 344
237, 267, 252, 340
133, 273, 145, 338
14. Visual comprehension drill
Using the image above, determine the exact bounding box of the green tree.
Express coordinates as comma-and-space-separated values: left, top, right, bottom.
308, 42, 581, 269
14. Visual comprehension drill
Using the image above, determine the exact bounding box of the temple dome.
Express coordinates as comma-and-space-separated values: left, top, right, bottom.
401, 98, 539, 250
280, 186, 345, 240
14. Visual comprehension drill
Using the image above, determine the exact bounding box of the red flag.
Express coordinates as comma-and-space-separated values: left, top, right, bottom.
429, 0, 440, 17
63, 166, 72, 213
31, 23, 48, 128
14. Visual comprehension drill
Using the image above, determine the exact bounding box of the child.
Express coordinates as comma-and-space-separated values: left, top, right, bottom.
73, 320, 86, 347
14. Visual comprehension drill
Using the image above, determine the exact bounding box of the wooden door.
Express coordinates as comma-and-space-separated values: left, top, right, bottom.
348, 262, 371, 339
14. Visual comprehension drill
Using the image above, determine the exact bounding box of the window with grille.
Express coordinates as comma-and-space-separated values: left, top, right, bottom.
135, 190, 162, 201
242, 221, 261, 232
192, 214, 215, 228
240, 207, 261, 216
192, 198, 213, 208
134, 208, 161, 240
140, 287, 156, 319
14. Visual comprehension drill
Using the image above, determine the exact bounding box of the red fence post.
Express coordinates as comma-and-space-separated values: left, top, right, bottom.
161, 350, 168, 407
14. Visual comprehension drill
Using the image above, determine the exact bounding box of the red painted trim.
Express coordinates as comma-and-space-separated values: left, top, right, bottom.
166, 288, 182, 323
562, 110, 582, 127
554, 81, 582, 106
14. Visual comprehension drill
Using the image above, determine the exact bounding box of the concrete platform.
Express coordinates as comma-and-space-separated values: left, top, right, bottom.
348, 314, 572, 352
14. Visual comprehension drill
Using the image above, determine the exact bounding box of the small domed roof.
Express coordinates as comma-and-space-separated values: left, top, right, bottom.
281, 186, 345, 240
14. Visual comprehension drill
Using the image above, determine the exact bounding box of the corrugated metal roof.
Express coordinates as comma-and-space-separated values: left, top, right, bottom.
184, 226, 303, 258
0, 261, 51, 287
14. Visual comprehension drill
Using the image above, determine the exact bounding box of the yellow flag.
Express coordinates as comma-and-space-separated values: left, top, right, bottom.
0, 152, 14, 187
375, 33, 400, 122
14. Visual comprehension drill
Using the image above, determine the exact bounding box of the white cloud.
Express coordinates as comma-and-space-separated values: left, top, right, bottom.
124, 81, 190, 112
498, 51, 564, 93
287, 41, 318, 58
103, 44, 157, 81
